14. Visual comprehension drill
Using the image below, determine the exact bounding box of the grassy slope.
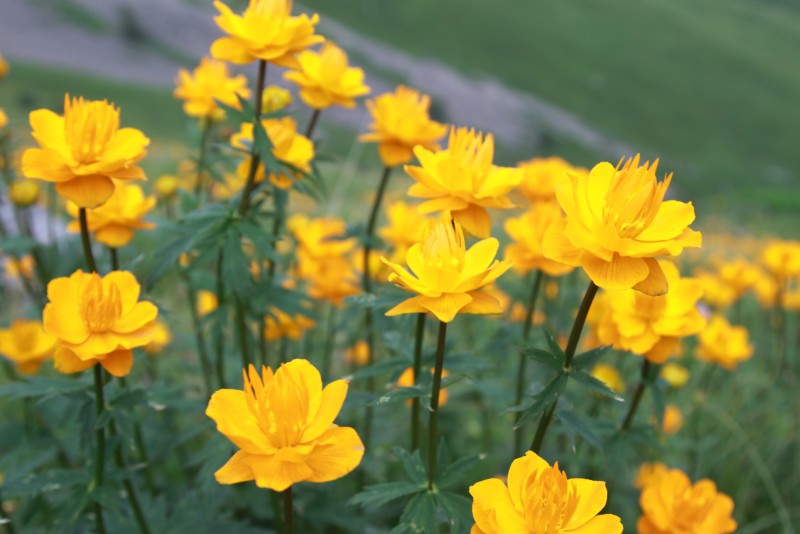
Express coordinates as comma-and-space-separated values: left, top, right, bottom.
308, 0, 800, 202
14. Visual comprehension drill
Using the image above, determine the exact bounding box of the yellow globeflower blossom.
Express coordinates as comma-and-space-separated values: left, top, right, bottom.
589, 363, 624, 394
344, 340, 370, 366
543, 155, 701, 295
285, 41, 370, 109
9, 180, 40, 207
396, 367, 449, 406
696, 315, 753, 370
144, 320, 172, 355
197, 290, 219, 317
694, 270, 737, 310
717, 258, 760, 299
22, 95, 149, 208
154, 174, 180, 200
660, 404, 683, 435
0, 320, 56, 375
359, 85, 447, 167
660, 363, 689, 388
210, 0, 323, 68
504, 203, 575, 276
0, 108, 7, 129
264, 307, 315, 341
4, 255, 35, 281
761, 239, 800, 281
66, 183, 156, 248
470, 451, 622, 534
382, 217, 511, 323
213, 171, 247, 201
405, 127, 523, 238
44, 270, 158, 377
638, 468, 736, 534
517, 156, 586, 204
288, 214, 357, 257
0, 53, 8, 78
378, 200, 428, 263
597, 261, 705, 363
635, 462, 669, 489
231, 117, 314, 189
174, 57, 251, 120
262, 85, 293, 113
753, 269, 778, 308
206, 359, 364, 491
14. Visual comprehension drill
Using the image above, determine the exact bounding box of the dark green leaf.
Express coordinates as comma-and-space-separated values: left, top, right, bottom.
0, 376, 89, 400
437, 491, 473, 533
515, 373, 567, 428
543, 328, 566, 359
571, 345, 612, 370
394, 447, 427, 484
392, 491, 437, 534
570, 369, 624, 402
558, 409, 602, 449
347, 358, 410, 381
520, 345, 564, 373
348, 482, 423, 508
437, 454, 486, 490
370, 386, 428, 407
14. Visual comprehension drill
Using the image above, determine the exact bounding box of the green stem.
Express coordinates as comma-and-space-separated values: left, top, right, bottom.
237, 60, 267, 217
283, 487, 294, 534
514, 270, 543, 457
214, 248, 227, 388
79, 208, 97, 273
530, 281, 598, 453
427, 320, 448, 490
321, 305, 337, 379
411, 313, 426, 452
266, 188, 287, 282
259, 320, 269, 368
183, 275, 213, 397
194, 118, 212, 202
236, 301, 252, 369
109, 419, 151, 534
119, 377, 155, 495
109, 247, 119, 271
621, 359, 652, 431
362, 166, 392, 295
304, 108, 321, 139
92, 365, 107, 534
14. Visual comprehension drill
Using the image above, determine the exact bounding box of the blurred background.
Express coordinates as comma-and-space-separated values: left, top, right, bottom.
1, 0, 798, 230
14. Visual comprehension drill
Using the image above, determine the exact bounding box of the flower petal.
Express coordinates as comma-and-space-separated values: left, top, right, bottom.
305, 426, 365, 484
99, 349, 133, 377
56, 175, 115, 208
302, 379, 348, 443
207, 389, 273, 454
564, 479, 608, 530
581, 252, 649, 291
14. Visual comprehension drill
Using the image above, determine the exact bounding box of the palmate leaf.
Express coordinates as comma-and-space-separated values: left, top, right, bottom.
1, 469, 88, 498
437, 491, 473, 533
520, 344, 564, 373
543, 328, 566, 360
370, 385, 428, 407
395, 448, 428, 485
391, 491, 438, 534
346, 357, 410, 382
437, 453, 486, 490
558, 408, 603, 449
348, 482, 424, 509
570, 369, 624, 402
0, 376, 90, 400
571, 345, 613, 370
514, 373, 568, 429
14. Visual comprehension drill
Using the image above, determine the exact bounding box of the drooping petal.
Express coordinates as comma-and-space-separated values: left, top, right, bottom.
459, 291, 503, 316
632, 257, 669, 296
454, 204, 492, 239
214, 450, 256, 485
581, 252, 649, 291
98, 349, 133, 377
53, 346, 96, 374
56, 175, 115, 209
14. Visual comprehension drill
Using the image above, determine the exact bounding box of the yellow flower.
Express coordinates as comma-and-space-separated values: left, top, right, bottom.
382, 217, 511, 323
638, 468, 736, 534
517, 156, 587, 204
0, 108, 7, 129
264, 307, 315, 341
154, 174, 180, 199
359, 85, 447, 167
344, 340, 370, 366
694, 270, 737, 310
717, 258, 760, 299
405, 127, 523, 238
197, 290, 219, 317
378, 200, 429, 263
66, 183, 156, 248
231, 117, 314, 189
696, 315, 753, 370
144, 320, 172, 355
206, 359, 364, 491
396, 367, 449, 406
589, 363, 624, 394
262, 85, 293, 113
635, 462, 669, 489
212, 171, 247, 201
4, 255, 35, 280
0, 53, 8, 78
543, 155, 702, 295
0, 320, 56, 375
753, 269, 779, 308
9, 180, 40, 207
660, 404, 683, 435
504, 203, 575, 276
660, 363, 689, 388
22, 95, 149, 208
596, 261, 705, 363
174, 57, 251, 120
285, 41, 370, 109
761, 239, 800, 280
470, 451, 622, 534
288, 214, 356, 257
43, 270, 158, 377
210, 0, 323, 68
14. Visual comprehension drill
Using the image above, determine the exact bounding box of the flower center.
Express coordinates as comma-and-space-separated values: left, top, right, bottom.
521, 464, 578, 534
80, 275, 123, 333
64, 96, 120, 165
422, 220, 465, 271
602, 159, 668, 239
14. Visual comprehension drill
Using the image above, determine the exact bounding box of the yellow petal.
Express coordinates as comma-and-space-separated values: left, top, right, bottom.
215, 450, 255, 485
454, 204, 492, 239
416, 293, 473, 323
564, 479, 608, 530
305, 426, 365, 484
385, 296, 430, 317
210, 37, 254, 64
206, 389, 272, 454
459, 291, 503, 316
99, 349, 133, 377
567, 514, 623, 534
94, 225, 134, 248
53, 346, 96, 374
469, 478, 527, 534
113, 302, 158, 334
632, 258, 668, 296
56, 175, 115, 208
581, 252, 649, 291
302, 380, 348, 443
248, 453, 315, 491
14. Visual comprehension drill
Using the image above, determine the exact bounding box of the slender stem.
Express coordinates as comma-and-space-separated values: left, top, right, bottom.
183, 275, 213, 397
109, 247, 119, 271
621, 359, 652, 430
194, 118, 212, 202
514, 270, 543, 457
283, 487, 294, 534
411, 313, 426, 451
236, 301, 252, 369
279, 336, 289, 364
321, 304, 337, 379
109, 419, 151, 534
92, 365, 107, 534
362, 166, 392, 295
427, 320, 448, 490
214, 248, 227, 388
266, 188, 286, 281
259, 320, 269, 368
237, 60, 268, 216
119, 377, 155, 495
304, 108, 321, 139
530, 281, 598, 453
79, 208, 97, 273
